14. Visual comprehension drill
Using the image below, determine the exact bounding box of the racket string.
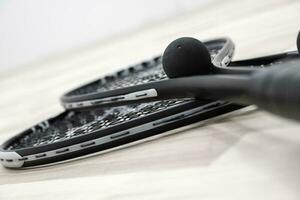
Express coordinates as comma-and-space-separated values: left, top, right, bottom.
6, 99, 190, 150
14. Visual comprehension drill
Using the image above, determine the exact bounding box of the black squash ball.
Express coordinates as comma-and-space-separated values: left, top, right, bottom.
162, 37, 212, 78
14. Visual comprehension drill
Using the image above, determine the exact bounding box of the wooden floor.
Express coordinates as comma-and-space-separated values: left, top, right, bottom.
1, 0, 300, 199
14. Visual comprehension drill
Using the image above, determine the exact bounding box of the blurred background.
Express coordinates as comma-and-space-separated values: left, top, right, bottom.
0, 0, 214, 73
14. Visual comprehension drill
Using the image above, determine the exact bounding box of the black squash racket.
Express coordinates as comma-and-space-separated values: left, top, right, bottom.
0, 38, 239, 168
62, 34, 300, 121
61, 37, 299, 110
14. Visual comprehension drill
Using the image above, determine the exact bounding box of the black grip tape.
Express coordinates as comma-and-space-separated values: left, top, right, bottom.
249, 59, 300, 121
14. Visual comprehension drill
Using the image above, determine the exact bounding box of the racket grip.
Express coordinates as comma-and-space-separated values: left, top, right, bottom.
249, 60, 300, 121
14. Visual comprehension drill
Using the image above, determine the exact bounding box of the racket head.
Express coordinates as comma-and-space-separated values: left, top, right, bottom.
61, 37, 235, 110
0, 99, 243, 168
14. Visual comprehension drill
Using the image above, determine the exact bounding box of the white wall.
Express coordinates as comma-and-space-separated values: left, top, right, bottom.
0, 0, 211, 72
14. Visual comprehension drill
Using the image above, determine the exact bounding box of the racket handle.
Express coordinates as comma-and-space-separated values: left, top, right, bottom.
248, 60, 300, 121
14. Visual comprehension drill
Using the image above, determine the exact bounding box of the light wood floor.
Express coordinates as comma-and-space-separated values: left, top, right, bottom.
1, 0, 300, 199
